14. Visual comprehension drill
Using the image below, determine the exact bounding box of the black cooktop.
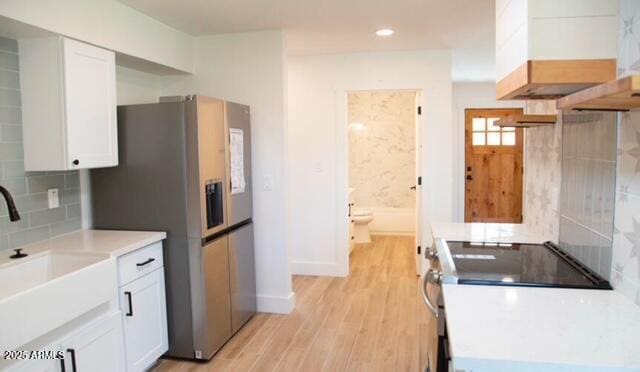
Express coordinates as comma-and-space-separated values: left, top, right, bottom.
445, 241, 612, 289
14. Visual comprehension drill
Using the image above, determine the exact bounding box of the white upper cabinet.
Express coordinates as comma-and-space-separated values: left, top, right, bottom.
19, 37, 118, 171
495, 0, 619, 100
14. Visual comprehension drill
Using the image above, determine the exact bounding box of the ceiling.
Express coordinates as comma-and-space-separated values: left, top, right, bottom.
118, 0, 496, 82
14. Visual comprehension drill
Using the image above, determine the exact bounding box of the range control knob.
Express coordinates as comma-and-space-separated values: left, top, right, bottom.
427, 269, 443, 285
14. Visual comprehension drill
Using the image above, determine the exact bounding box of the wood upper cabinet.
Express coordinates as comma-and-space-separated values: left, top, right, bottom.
495, 0, 618, 100
19, 37, 118, 171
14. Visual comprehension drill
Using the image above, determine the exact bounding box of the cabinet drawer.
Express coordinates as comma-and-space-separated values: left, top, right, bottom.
118, 242, 163, 285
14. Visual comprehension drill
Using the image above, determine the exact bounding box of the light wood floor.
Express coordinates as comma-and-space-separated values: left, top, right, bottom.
152, 235, 430, 372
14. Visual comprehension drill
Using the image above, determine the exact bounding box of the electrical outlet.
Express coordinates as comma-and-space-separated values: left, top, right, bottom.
48, 188, 59, 209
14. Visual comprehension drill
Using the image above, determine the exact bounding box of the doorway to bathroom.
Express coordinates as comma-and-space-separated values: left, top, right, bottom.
346, 90, 421, 273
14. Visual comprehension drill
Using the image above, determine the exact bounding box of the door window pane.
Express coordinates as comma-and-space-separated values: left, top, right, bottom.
502, 132, 516, 146
487, 118, 500, 131
502, 126, 515, 131
472, 118, 486, 131
472, 132, 485, 146
487, 132, 501, 145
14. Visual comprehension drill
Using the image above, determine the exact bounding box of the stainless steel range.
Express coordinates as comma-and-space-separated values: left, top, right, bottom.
421, 238, 612, 372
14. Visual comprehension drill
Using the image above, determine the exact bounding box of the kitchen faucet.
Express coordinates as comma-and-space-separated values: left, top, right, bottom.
0, 184, 20, 222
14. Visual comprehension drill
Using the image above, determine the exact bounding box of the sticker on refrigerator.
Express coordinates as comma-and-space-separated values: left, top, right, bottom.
230, 128, 246, 194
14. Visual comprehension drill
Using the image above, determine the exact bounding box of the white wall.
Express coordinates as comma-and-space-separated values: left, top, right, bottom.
80, 66, 163, 230
288, 50, 453, 277
116, 66, 161, 105
0, 0, 194, 73
159, 31, 293, 314
451, 83, 523, 222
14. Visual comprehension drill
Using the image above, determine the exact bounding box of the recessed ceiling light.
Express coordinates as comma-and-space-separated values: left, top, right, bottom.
375, 28, 394, 37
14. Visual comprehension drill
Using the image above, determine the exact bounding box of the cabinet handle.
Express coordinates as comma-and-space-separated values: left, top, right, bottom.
66, 349, 77, 372
59, 358, 66, 372
136, 257, 155, 267
125, 291, 133, 316
72, 159, 79, 166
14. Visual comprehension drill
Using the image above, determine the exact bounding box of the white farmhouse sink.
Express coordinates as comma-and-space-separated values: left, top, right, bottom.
0, 252, 106, 299
0, 251, 117, 351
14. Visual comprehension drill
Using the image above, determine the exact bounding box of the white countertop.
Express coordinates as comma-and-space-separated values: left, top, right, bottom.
431, 222, 640, 372
0, 229, 167, 265
430, 221, 544, 244
444, 285, 640, 371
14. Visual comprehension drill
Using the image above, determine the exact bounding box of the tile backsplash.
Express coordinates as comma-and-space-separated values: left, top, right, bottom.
523, 119, 562, 242
559, 111, 617, 280
0, 36, 81, 252
618, 0, 640, 78
612, 112, 640, 304
611, 0, 640, 306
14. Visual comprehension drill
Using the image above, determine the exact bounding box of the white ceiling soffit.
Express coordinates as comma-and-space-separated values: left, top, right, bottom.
118, 0, 496, 81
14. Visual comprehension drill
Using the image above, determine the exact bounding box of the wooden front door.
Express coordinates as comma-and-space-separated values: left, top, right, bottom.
464, 109, 524, 223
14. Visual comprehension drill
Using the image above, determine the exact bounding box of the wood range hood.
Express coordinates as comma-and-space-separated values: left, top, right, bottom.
496, 59, 618, 100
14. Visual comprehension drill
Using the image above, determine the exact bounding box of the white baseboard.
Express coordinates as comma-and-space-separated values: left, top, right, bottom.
256, 292, 296, 314
290, 260, 348, 277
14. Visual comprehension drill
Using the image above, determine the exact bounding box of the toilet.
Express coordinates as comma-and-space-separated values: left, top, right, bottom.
352, 209, 374, 243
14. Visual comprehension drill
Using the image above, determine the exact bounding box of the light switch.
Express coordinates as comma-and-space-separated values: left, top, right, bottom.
263, 175, 273, 191
48, 188, 59, 209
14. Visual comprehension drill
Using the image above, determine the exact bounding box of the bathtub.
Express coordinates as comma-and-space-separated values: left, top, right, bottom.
367, 207, 416, 235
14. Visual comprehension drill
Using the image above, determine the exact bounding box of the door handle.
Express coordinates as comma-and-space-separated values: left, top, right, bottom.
421, 272, 438, 317
125, 291, 133, 316
66, 349, 77, 372
410, 185, 417, 190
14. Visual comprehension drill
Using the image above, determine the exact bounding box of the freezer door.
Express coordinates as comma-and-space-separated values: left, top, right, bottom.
225, 102, 253, 226
228, 223, 257, 333
196, 235, 232, 359
195, 96, 229, 238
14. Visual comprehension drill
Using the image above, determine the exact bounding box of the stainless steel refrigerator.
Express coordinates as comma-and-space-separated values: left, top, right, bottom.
91, 95, 256, 360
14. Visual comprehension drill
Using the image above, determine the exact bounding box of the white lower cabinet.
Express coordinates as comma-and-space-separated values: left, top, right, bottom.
117, 242, 168, 372
60, 311, 125, 372
8, 357, 59, 372
119, 268, 168, 372
6, 241, 168, 372
7, 311, 124, 372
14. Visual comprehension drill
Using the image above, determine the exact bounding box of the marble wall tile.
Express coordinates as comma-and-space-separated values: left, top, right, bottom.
348, 91, 416, 208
